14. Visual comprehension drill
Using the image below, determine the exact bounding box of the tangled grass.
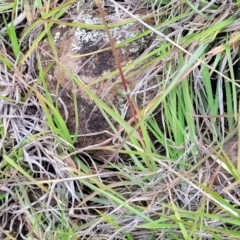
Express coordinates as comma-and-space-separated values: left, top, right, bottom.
1, 0, 240, 239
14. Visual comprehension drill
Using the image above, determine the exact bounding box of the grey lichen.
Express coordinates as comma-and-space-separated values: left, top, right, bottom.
53, 31, 61, 43
71, 10, 146, 56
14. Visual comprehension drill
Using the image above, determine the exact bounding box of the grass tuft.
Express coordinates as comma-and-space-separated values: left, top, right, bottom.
1, 0, 240, 239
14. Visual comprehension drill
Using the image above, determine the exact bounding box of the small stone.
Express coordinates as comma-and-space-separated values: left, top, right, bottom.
207, 136, 238, 186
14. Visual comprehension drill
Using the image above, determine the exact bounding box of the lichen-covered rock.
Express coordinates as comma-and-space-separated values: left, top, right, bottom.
40, 2, 153, 158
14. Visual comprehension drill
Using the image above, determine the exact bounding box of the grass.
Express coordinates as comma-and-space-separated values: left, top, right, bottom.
1, 0, 240, 239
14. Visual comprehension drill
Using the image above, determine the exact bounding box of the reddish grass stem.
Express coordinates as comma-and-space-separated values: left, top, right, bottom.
96, 0, 146, 171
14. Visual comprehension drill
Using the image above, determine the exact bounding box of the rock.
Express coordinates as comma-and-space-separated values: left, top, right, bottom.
207, 136, 238, 186
40, 2, 155, 158
222, 136, 238, 164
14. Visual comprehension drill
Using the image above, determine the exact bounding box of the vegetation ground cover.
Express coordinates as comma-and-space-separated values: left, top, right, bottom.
1, 0, 240, 239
